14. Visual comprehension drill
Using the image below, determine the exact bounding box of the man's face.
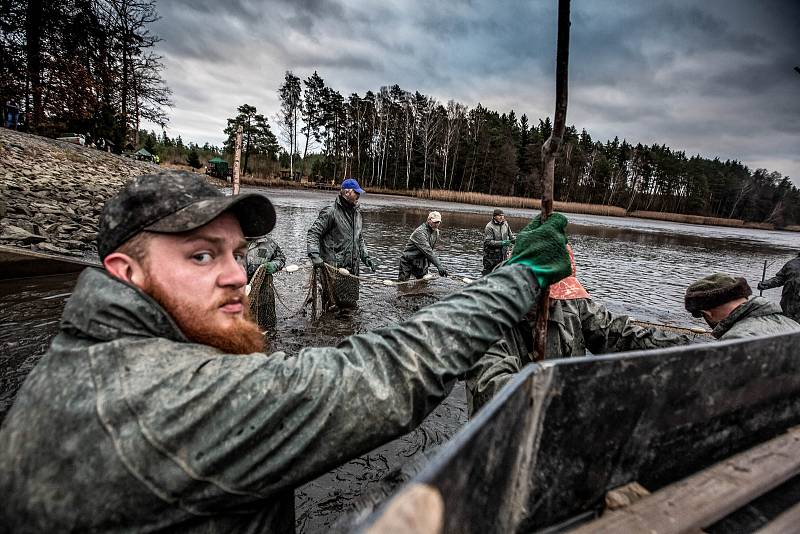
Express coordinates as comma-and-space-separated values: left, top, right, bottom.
137, 213, 264, 354
493, 214, 505, 224
342, 188, 360, 205
428, 219, 441, 229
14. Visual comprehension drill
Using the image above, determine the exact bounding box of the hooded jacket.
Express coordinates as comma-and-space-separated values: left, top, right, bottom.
399, 222, 443, 273
307, 194, 369, 275
712, 296, 800, 340
760, 255, 800, 322
0, 264, 539, 533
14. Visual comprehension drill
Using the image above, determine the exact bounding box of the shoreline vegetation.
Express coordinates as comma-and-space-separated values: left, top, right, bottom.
196, 171, 799, 232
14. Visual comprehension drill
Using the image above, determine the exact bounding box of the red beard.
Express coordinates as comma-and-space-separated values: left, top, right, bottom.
144, 277, 265, 354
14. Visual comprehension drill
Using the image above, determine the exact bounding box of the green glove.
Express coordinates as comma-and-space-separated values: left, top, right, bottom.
310, 255, 324, 267
365, 257, 377, 273
507, 212, 571, 288
265, 261, 279, 275
500, 240, 512, 247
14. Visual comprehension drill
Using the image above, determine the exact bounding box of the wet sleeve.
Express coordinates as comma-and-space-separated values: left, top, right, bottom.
410, 227, 442, 269
484, 225, 502, 248
358, 228, 370, 263
122, 265, 540, 508
307, 207, 332, 257
580, 299, 692, 354
269, 243, 286, 271
761, 266, 788, 289
465, 331, 524, 417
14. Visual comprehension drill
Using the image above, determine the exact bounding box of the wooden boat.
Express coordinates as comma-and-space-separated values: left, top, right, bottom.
0, 244, 97, 280
358, 331, 800, 533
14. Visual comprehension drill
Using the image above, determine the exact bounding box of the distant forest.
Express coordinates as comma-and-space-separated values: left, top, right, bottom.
1, 0, 171, 148
273, 72, 800, 226
2, 1, 797, 226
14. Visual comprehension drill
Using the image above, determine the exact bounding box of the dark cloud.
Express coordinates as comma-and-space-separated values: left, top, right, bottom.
145, 0, 800, 183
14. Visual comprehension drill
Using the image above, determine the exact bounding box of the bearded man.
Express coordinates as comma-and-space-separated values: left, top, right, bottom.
0, 171, 573, 533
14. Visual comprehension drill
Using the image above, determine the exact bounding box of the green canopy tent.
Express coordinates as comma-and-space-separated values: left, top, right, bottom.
134, 148, 155, 162
206, 157, 230, 179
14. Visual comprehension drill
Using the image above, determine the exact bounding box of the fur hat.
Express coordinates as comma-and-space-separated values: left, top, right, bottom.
684, 273, 752, 317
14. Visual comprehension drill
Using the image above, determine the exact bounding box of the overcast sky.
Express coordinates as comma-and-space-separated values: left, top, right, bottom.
148, 0, 800, 183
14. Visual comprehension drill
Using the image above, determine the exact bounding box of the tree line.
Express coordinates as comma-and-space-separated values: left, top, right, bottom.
1, 0, 171, 148
274, 71, 800, 226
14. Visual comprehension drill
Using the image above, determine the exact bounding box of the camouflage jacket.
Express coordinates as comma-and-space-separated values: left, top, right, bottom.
246, 236, 286, 280
712, 296, 800, 340
466, 297, 693, 416
307, 194, 369, 275
0, 265, 539, 533
760, 255, 800, 321
399, 222, 443, 271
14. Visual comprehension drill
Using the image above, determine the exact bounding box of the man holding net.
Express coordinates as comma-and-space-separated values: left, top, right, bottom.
307, 178, 376, 310
0, 171, 572, 532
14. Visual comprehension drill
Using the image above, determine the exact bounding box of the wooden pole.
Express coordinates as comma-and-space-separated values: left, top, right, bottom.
760, 260, 767, 296
533, 0, 571, 361
233, 124, 243, 195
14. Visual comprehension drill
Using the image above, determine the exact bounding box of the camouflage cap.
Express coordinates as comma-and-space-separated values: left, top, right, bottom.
97, 171, 275, 260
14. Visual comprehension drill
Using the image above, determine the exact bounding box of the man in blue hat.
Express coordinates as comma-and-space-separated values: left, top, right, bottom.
307, 177, 376, 308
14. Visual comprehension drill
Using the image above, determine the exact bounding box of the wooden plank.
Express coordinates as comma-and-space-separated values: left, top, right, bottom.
0, 244, 96, 279
568, 428, 800, 534
752, 500, 800, 534
365, 483, 443, 534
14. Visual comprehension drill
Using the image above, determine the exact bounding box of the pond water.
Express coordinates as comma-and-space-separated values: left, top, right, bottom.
1, 186, 797, 531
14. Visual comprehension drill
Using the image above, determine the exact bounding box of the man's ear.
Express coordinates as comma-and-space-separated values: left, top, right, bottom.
103, 253, 147, 289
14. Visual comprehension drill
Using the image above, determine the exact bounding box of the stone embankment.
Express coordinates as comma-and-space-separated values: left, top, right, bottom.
0, 129, 159, 259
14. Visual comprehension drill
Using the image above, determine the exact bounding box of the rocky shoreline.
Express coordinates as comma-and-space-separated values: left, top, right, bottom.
0, 129, 160, 260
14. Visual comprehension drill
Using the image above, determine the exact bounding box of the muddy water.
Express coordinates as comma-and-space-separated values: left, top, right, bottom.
1, 187, 797, 531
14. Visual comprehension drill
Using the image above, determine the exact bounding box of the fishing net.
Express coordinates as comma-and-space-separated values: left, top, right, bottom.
248, 265, 277, 329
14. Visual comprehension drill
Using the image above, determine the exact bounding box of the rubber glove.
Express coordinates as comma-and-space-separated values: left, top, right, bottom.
265, 262, 279, 275
500, 240, 512, 247
757, 281, 766, 291
438, 267, 449, 277
364, 257, 377, 273
310, 255, 324, 267
507, 213, 571, 288
510, 235, 517, 243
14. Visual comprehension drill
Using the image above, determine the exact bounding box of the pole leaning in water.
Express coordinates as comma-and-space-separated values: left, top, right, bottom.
533, 0, 571, 361
760, 260, 767, 296
233, 125, 243, 196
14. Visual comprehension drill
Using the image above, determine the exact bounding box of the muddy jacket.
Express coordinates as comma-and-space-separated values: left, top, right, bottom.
760, 255, 800, 322
307, 195, 369, 275
0, 265, 539, 533
466, 298, 692, 415
246, 236, 286, 280
399, 223, 443, 272
712, 296, 800, 340
483, 220, 514, 266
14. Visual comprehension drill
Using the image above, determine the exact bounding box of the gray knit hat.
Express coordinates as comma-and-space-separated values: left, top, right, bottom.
684, 273, 752, 317
493, 208, 504, 217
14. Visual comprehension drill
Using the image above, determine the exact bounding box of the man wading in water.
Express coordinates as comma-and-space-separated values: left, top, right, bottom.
307, 178, 376, 310
0, 171, 571, 532
483, 208, 515, 275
